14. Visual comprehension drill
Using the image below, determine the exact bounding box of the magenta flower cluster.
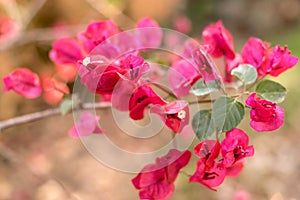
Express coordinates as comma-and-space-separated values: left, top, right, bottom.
2, 17, 298, 200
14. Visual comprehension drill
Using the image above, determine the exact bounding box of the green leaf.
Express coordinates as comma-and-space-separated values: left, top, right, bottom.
256, 80, 287, 103
231, 64, 258, 85
190, 78, 219, 96
192, 110, 215, 141
60, 99, 73, 115
212, 96, 245, 132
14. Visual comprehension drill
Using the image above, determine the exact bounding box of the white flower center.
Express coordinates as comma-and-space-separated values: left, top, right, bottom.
83, 56, 106, 66
83, 57, 91, 66
177, 110, 186, 119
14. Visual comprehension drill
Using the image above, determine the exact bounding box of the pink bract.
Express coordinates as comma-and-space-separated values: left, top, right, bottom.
202, 20, 235, 59
129, 84, 166, 120
263, 45, 298, 77
225, 160, 245, 177
119, 54, 150, 80
80, 54, 149, 95
194, 140, 221, 162
241, 37, 269, 76
151, 100, 189, 133
111, 79, 138, 111
69, 111, 104, 138
168, 59, 202, 97
81, 64, 127, 95
192, 48, 220, 82
49, 38, 83, 66
132, 149, 191, 200
182, 38, 202, 59
78, 20, 119, 52
246, 93, 284, 132
221, 128, 254, 168
3, 68, 42, 99
190, 140, 226, 191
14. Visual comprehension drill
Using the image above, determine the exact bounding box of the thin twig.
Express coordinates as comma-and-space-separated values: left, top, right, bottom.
188, 93, 243, 105
150, 82, 177, 99
180, 170, 191, 177
0, 102, 111, 132
188, 99, 216, 105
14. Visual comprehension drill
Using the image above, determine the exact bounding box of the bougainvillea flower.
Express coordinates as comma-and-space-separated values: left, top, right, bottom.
168, 59, 202, 97
135, 17, 163, 49
69, 111, 104, 138
80, 64, 127, 95
246, 93, 284, 132
3, 68, 42, 98
262, 45, 298, 77
221, 128, 254, 168
242, 38, 298, 77
129, 84, 166, 120
182, 38, 202, 59
132, 149, 191, 200
120, 54, 150, 80
79, 53, 150, 95
225, 160, 245, 177
192, 48, 220, 82
190, 158, 226, 191
151, 100, 189, 133
194, 140, 221, 161
111, 78, 137, 111
42, 75, 70, 104
77, 48, 117, 78
93, 65, 127, 94
202, 21, 235, 59
49, 38, 83, 66
77, 20, 119, 52
241, 37, 269, 76
190, 140, 226, 191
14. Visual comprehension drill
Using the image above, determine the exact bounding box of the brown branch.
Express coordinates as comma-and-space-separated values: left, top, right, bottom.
188, 99, 217, 105
188, 94, 243, 105
0, 92, 248, 132
150, 82, 177, 99
0, 102, 111, 132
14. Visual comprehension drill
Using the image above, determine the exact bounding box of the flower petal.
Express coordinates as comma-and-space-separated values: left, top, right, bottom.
3, 68, 42, 99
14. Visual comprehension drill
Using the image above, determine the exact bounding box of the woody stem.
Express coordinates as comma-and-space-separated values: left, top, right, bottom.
150, 82, 177, 99
0, 102, 111, 132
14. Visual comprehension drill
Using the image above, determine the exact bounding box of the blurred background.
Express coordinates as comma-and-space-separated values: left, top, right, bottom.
0, 0, 300, 199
